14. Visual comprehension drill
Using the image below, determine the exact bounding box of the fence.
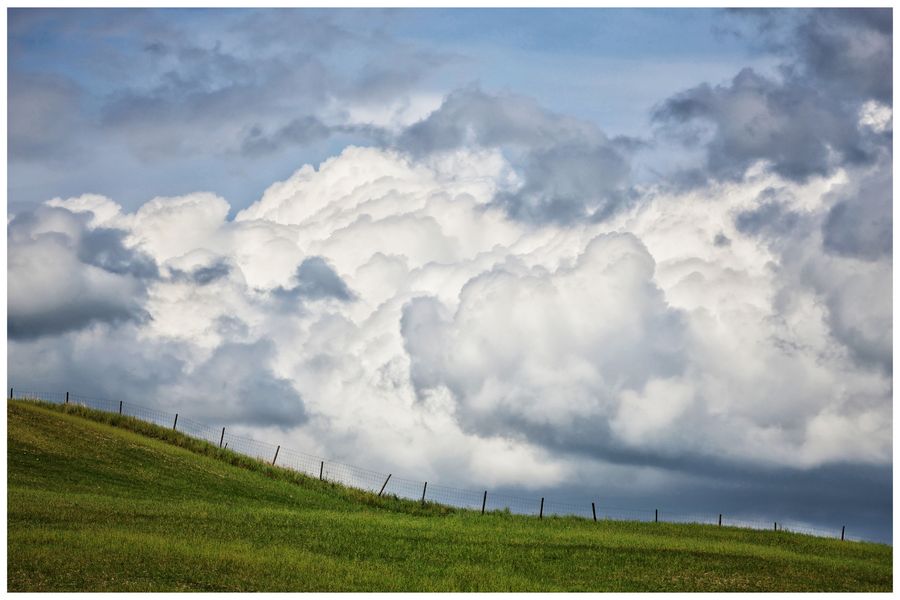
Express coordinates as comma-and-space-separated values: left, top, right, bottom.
8, 387, 858, 542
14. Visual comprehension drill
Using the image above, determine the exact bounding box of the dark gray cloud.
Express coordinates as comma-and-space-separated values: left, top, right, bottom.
734, 189, 801, 239
77, 227, 160, 279
7, 206, 156, 339
653, 68, 874, 183
181, 340, 307, 428
789, 9, 891, 103
241, 117, 334, 157
495, 461, 891, 543
397, 87, 634, 224
8, 331, 306, 429
822, 163, 892, 261
719, 9, 891, 103
169, 259, 232, 286
8, 324, 187, 404
8, 273, 148, 340
656, 9, 891, 185
240, 118, 389, 158
399, 86, 591, 155
275, 256, 355, 302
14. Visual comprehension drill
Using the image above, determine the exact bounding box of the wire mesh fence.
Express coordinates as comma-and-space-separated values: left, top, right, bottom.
7, 387, 858, 543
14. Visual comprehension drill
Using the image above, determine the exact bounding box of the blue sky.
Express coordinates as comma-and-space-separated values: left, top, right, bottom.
7, 8, 893, 542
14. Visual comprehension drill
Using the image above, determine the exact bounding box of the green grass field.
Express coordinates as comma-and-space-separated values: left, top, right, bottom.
7, 400, 892, 592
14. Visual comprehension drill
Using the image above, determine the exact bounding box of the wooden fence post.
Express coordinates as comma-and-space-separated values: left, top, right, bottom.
592, 502, 597, 522
481, 491, 487, 515
841, 525, 845, 541
655, 509, 658, 523
219, 427, 225, 448
8, 388, 12, 399
319, 461, 324, 480
118, 400, 123, 414
272, 445, 280, 465
65, 392, 69, 404
718, 514, 722, 526
421, 481, 428, 504
173, 413, 178, 430
774, 522, 777, 532
539, 497, 544, 519
378, 474, 392, 496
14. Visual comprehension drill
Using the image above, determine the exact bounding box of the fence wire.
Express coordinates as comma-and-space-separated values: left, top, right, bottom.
8, 388, 859, 543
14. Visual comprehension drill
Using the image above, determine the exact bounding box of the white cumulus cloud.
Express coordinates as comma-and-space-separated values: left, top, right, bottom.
7, 144, 892, 490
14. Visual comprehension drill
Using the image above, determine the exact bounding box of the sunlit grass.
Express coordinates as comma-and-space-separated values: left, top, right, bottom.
7, 400, 892, 591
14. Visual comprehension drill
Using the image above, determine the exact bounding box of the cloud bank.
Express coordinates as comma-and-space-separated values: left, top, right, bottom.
10, 139, 890, 477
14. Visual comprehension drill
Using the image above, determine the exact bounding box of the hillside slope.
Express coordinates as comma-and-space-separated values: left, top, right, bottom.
7, 401, 892, 592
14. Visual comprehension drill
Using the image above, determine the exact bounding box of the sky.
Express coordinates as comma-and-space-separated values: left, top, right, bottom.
6, 8, 893, 542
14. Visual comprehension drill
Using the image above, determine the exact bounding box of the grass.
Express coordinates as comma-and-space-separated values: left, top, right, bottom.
7, 399, 892, 592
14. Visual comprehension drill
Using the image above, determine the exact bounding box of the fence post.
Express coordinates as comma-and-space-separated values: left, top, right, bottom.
378, 474, 392, 496
118, 400, 123, 415
219, 427, 225, 448
319, 461, 324, 481
592, 502, 597, 522
841, 525, 845, 541
718, 514, 722, 527
539, 497, 544, 519
272, 445, 280, 465
655, 509, 659, 523
481, 491, 487, 515
774, 522, 777, 532
421, 481, 428, 504
65, 392, 69, 405
8, 388, 12, 399
173, 413, 178, 431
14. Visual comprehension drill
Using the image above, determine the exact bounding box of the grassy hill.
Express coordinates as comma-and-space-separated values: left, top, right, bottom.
7, 400, 892, 592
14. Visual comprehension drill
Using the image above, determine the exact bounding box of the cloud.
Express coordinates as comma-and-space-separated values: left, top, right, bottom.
6, 8, 457, 214
821, 161, 892, 261
655, 9, 890, 186
9, 146, 890, 480
719, 9, 891, 103
161, 339, 308, 428
396, 87, 634, 224
275, 257, 355, 302
8, 71, 86, 163
77, 227, 160, 279
170, 259, 232, 286
653, 67, 873, 182
8, 206, 155, 339
734, 188, 801, 239
240, 117, 335, 157
401, 232, 690, 460
790, 9, 892, 103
